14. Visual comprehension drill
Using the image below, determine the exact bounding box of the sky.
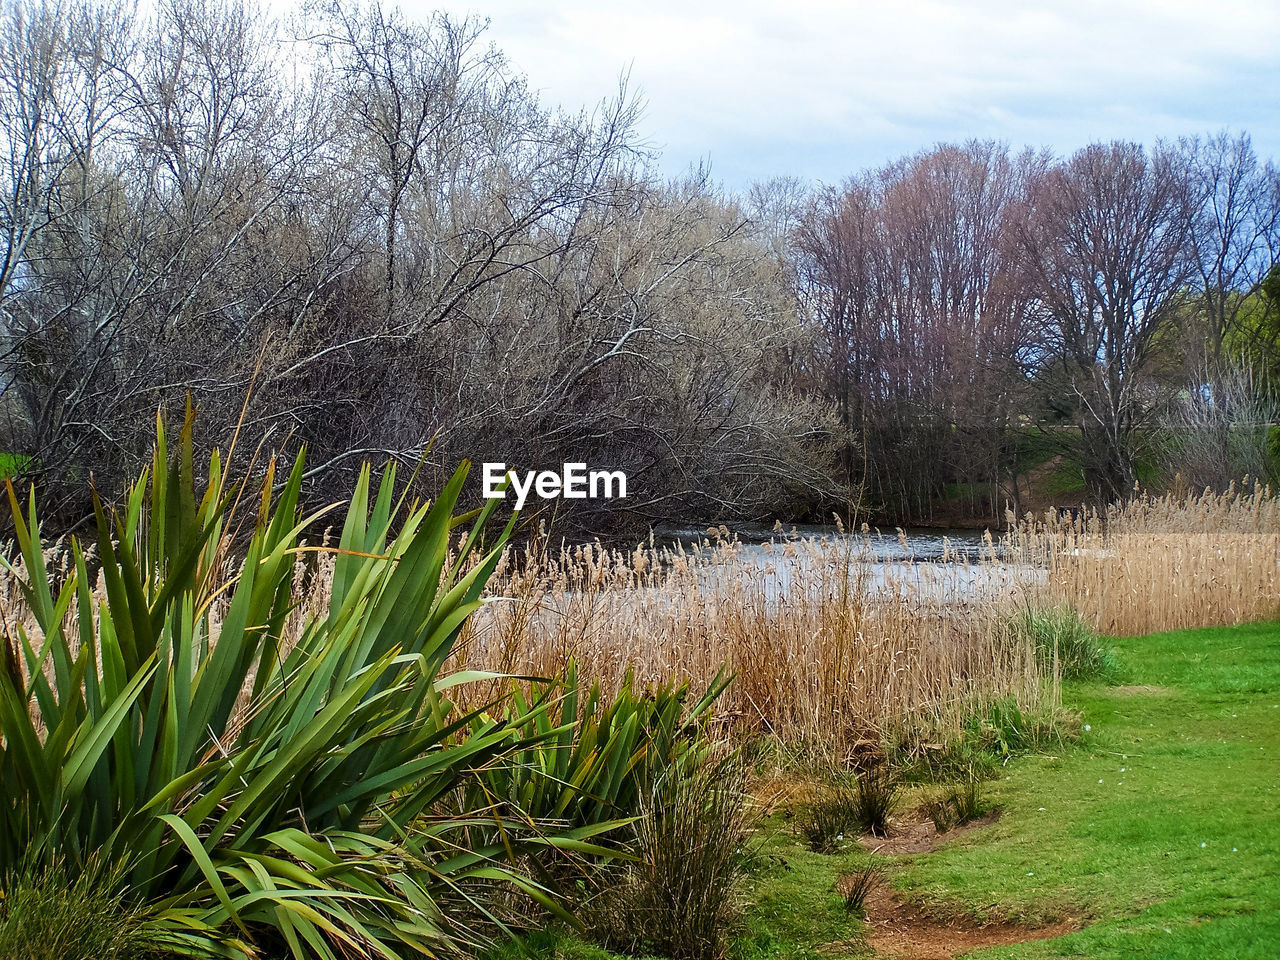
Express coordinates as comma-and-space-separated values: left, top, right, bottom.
414, 0, 1280, 189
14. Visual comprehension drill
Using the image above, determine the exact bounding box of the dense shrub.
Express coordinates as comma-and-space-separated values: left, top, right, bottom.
0, 412, 614, 959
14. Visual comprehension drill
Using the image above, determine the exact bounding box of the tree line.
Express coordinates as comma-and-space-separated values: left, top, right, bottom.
793, 134, 1280, 520
3, 0, 1278, 532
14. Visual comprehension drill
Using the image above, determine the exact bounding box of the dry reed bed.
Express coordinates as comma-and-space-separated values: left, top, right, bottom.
5, 485, 1278, 756
454, 533, 1047, 752
1009, 483, 1280, 636
0, 530, 1047, 753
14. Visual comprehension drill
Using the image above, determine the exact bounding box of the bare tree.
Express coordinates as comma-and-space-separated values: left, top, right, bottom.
794, 176, 880, 486
1017, 141, 1194, 503
1179, 131, 1280, 371
794, 142, 1040, 521
8, 0, 1277, 533
0, 0, 357, 510
745, 174, 809, 260
306, 2, 496, 323
0, 0, 143, 485
422, 170, 842, 530
1159, 362, 1278, 490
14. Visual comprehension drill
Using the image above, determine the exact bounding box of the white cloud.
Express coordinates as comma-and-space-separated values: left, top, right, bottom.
411, 0, 1280, 186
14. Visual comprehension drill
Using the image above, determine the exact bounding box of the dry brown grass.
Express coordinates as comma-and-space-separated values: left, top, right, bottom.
1009, 483, 1280, 636
450, 527, 1047, 761
0, 521, 1085, 763
8, 483, 1277, 764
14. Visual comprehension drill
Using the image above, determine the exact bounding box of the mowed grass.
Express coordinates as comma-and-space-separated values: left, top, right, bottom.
734, 827, 873, 960
896, 620, 1280, 958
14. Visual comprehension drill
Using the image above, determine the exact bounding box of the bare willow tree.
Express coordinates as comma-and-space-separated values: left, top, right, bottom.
0, 0, 840, 532
793, 177, 879, 484
306, 2, 499, 323
418, 170, 843, 531
0, 0, 348, 512
795, 141, 1039, 521
0, 0, 136, 477
1159, 362, 1279, 491
0, 0, 175, 494
1016, 141, 1194, 504
1179, 131, 1280, 371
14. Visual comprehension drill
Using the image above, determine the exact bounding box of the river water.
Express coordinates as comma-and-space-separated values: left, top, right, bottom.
652, 522, 1042, 604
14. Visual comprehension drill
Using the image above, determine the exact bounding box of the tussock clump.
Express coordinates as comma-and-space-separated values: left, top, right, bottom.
0, 856, 160, 960
921, 769, 990, 833
1013, 606, 1117, 681
853, 768, 899, 838
583, 759, 754, 960
837, 864, 886, 915
795, 777, 862, 853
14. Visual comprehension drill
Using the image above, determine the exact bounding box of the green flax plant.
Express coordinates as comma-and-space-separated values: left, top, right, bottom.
465, 663, 732, 855
0, 411, 614, 960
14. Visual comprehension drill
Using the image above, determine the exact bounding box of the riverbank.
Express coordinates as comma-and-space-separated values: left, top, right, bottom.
492, 619, 1280, 959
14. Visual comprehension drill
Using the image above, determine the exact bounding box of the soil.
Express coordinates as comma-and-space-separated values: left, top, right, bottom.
836, 811, 1083, 958
856, 810, 1002, 857
859, 885, 1079, 960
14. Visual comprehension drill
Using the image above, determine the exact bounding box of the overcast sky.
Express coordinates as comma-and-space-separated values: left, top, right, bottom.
415, 0, 1280, 189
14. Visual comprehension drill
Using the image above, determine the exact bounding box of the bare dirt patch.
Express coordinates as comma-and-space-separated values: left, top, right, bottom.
860, 884, 1079, 959
857, 810, 1001, 856
837, 811, 1082, 957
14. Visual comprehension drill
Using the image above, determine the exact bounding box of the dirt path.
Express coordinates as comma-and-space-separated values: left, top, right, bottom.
856, 811, 1000, 857
845, 812, 1082, 959
860, 885, 1077, 960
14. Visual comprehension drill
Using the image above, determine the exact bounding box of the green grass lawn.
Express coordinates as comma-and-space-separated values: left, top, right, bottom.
896, 620, 1280, 958
490, 620, 1280, 959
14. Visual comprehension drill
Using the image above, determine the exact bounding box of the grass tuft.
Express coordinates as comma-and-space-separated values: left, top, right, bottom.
853, 768, 899, 838
583, 758, 754, 960
966, 696, 1076, 757
1015, 605, 1118, 681
0, 856, 160, 960
795, 777, 861, 853
836, 864, 885, 915
920, 768, 990, 833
